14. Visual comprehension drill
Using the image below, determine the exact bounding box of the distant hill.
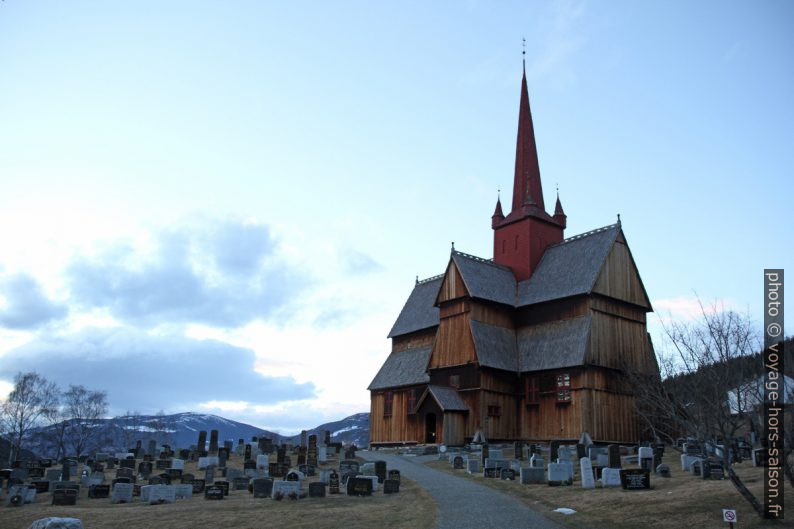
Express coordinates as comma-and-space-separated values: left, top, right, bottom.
21, 411, 369, 458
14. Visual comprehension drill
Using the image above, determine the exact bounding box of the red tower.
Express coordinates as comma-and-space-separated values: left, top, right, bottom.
492, 66, 565, 281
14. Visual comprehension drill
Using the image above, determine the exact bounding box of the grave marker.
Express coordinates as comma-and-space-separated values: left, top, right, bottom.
620, 468, 650, 490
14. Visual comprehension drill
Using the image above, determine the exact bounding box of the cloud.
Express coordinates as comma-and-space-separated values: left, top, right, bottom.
340, 248, 382, 275
0, 273, 68, 329
0, 327, 316, 414
66, 219, 302, 328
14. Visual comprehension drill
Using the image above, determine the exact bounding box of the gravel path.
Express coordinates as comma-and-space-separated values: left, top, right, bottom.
360, 451, 567, 529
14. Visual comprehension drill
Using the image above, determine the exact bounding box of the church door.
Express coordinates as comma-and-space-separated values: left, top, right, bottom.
425, 413, 437, 443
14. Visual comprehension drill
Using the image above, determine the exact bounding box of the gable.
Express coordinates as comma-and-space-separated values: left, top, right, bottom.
591, 233, 652, 309
451, 252, 516, 306
436, 259, 469, 304
368, 346, 432, 390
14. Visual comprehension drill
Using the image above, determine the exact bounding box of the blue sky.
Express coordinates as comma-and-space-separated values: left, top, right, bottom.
0, 1, 791, 433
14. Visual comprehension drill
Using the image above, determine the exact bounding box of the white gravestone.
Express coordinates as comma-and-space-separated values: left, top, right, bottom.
601, 467, 622, 487
256, 454, 269, 470
271, 480, 300, 499
580, 457, 595, 489
112, 482, 134, 503
198, 456, 219, 470
171, 459, 184, 470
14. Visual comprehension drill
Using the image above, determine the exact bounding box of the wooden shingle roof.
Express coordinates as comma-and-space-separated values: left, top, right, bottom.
387, 277, 442, 338
415, 385, 469, 412
470, 319, 518, 371
517, 315, 592, 372
367, 346, 431, 390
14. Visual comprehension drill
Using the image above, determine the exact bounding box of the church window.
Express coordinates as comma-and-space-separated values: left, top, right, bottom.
525, 376, 539, 405
406, 389, 416, 415
556, 373, 571, 403
384, 391, 393, 417
487, 405, 501, 417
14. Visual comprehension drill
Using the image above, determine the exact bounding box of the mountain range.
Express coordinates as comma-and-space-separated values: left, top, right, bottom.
22, 411, 370, 459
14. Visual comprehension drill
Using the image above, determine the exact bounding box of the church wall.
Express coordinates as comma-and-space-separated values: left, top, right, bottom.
429, 312, 476, 368
391, 329, 436, 353
588, 310, 654, 373
514, 297, 589, 327
469, 301, 514, 327
481, 389, 518, 440
369, 387, 423, 445
592, 236, 651, 309
492, 217, 564, 281
518, 368, 585, 441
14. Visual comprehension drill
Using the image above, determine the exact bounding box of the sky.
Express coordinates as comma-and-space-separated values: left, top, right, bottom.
0, 1, 792, 434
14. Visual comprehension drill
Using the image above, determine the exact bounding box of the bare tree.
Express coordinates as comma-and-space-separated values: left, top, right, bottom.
634, 301, 770, 517
0, 371, 60, 465
63, 385, 108, 459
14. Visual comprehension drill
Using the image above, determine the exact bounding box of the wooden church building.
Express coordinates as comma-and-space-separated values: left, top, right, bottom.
368, 66, 659, 446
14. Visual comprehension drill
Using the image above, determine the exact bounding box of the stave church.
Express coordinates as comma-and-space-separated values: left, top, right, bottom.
368, 64, 659, 446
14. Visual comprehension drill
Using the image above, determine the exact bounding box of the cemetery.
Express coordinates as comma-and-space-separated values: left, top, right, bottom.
0, 431, 435, 529
419, 438, 792, 529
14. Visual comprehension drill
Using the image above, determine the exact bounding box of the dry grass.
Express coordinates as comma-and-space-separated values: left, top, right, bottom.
0, 458, 436, 529
426, 452, 793, 529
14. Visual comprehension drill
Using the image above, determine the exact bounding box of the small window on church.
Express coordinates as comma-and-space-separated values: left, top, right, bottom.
449, 374, 460, 388
487, 405, 501, 417
525, 376, 539, 406
406, 389, 416, 415
556, 373, 571, 403
384, 391, 393, 417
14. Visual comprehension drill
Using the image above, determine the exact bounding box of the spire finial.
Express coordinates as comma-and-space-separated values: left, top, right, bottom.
617, 213, 621, 226
522, 37, 526, 68
416, 275, 419, 285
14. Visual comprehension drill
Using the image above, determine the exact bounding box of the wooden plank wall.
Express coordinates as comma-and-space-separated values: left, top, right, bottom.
438, 262, 468, 303
430, 312, 476, 368
588, 311, 655, 373
518, 369, 584, 441
442, 413, 466, 445
515, 297, 589, 327
369, 389, 422, 444
392, 329, 436, 353
592, 237, 651, 309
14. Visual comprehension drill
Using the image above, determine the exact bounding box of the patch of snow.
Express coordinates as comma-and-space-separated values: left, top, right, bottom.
553, 508, 576, 515
332, 425, 360, 435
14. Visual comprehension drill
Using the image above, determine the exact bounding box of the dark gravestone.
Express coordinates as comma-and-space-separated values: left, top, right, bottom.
298, 464, 315, 477
576, 443, 586, 459
223, 440, 233, 453
179, 449, 190, 460
61, 461, 71, 482
214, 480, 230, 496
198, 431, 208, 455
347, 476, 373, 496
453, 456, 464, 469
608, 444, 621, 468
167, 468, 182, 480
388, 469, 400, 483
113, 477, 131, 487
180, 473, 195, 483
120, 458, 136, 470
329, 471, 340, 494
158, 473, 172, 485
500, 468, 516, 480
155, 459, 170, 470
483, 468, 498, 478
192, 479, 206, 493
550, 440, 560, 462
620, 468, 650, 490
383, 479, 400, 494
706, 461, 724, 480
147, 439, 157, 457
32, 480, 50, 493
480, 444, 489, 466
116, 467, 134, 480
233, 477, 250, 490
209, 430, 219, 454
89, 484, 110, 498
308, 482, 326, 497
324, 430, 331, 445
252, 478, 273, 498
29, 467, 45, 478
514, 441, 523, 460
244, 460, 256, 470
52, 488, 78, 505
205, 485, 224, 500
148, 476, 163, 485
656, 464, 671, 477
374, 460, 387, 483
339, 460, 360, 474
218, 448, 228, 467
244, 444, 252, 461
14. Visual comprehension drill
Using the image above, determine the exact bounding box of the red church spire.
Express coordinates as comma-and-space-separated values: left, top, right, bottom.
511, 65, 544, 214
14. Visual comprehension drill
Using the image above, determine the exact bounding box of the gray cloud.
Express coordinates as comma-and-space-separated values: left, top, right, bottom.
341, 248, 382, 275
0, 327, 315, 413
66, 220, 301, 328
0, 273, 68, 329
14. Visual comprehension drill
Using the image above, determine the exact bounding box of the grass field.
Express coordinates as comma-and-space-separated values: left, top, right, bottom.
0, 458, 437, 529
425, 452, 793, 529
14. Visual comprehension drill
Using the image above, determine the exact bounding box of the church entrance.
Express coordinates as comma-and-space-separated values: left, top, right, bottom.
425, 413, 437, 443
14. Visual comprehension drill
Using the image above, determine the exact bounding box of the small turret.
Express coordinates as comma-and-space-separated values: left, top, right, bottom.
491, 195, 505, 228
553, 192, 567, 229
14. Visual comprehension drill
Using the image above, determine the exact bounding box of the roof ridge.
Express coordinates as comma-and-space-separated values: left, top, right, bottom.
552, 223, 619, 247
417, 273, 444, 285
452, 249, 512, 271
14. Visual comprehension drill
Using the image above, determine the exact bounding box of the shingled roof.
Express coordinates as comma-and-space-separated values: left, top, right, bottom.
517, 224, 619, 306
452, 252, 516, 306
387, 277, 442, 338
414, 385, 469, 412
470, 319, 518, 371
368, 346, 432, 390
518, 315, 592, 372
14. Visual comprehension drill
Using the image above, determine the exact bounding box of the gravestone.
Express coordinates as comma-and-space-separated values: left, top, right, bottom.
147, 439, 157, 457
346, 476, 373, 496
547, 463, 572, 486
550, 440, 560, 462
307, 434, 318, 467
138, 461, 153, 478
204, 485, 224, 500
52, 488, 78, 505
500, 468, 516, 480
383, 479, 399, 493
704, 460, 725, 480
244, 444, 252, 461
226, 468, 242, 481
253, 478, 273, 498
530, 454, 544, 469
214, 480, 230, 496
329, 470, 340, 494
466, 458, 481, 474
218, 448, 228, 467
61, 461, 71, 482
192, 479, 206, 493
388, 469, 400, 483
155, 459, 170, 470
514, 441, 523, 460
174, 484, 193, 499
620, 468, 650, 490
340, 460, 360, 474
483, 468, 498, 478
209, 430, 219, 455
656, 464, 671, 477
520, 467, 545, 484
300, 430, 307, 448
601, 467, 622, 487
171, 458, 184, 470
608, 444, 621, 468
88, 484, 110, 498
580, 457, 595, 489
308, 482, 326, 497
32, 480, 51, 493
576, 443, 586, 460
197, 431, 208, 455
233, 477, 250, 490
272, 480, 301, 499
180, 472, 194, 483
147, 476, 162, 485
374, 460, 387, 483
480, 444, 489, 466
752, 448, 768, 468
452, 455, 464, 469
46, 469, 61, 482
112, 482, 134, 503
638, 446, 654, 470
256, 454, 269, 470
